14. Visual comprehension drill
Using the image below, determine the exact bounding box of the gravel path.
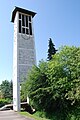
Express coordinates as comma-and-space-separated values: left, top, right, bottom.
0, 110, 34, 120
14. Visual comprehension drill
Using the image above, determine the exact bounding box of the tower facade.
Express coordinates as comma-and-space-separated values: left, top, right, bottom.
11, 7, 36, 111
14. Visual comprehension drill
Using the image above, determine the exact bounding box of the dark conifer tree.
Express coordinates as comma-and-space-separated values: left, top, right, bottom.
47, 38, 57, 60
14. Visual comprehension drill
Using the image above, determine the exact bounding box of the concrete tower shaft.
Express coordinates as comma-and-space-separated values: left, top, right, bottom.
11, 6, 36, 111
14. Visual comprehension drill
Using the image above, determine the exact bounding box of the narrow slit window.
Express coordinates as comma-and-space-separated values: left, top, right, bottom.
19, 20, 21, 33
26, 28, 29, 34
19, 13, 21, 19
22, 28, 25, 34
29, 23, 32, 35
29, 16, 31, 22
26, 16, 28, 27
22, 15, 25, 26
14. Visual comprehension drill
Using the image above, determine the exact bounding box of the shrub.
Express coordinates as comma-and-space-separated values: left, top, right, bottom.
0, 98, 11, 107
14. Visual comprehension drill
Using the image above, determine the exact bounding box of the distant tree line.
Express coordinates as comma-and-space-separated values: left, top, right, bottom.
0, 80, 13, 100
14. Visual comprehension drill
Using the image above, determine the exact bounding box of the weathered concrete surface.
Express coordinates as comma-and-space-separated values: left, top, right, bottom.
0, 110, 34, 120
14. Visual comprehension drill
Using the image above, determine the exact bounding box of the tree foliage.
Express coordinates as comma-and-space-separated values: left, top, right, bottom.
21, 46, 80, 119
47, 38, 57, 60
0, 98, 11, 107
0, 80, 13, 100
21, 60, 48, 105
48, 46, 80, 103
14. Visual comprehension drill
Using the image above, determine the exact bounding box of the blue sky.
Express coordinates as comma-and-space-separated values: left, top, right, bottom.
0, 0, 80, 83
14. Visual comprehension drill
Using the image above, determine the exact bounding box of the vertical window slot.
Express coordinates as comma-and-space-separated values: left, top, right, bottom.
22, 28, 25, 34
29, 23, 32, 35
26, 28, 29, 34
26, 16, 28, 27
22, 15, 25, 26
29, 16, 31, 22
19, 20, 21, 33
19, 13, 21, 19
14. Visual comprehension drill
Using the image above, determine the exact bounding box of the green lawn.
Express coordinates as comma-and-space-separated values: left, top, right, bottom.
20, 111, 50, 120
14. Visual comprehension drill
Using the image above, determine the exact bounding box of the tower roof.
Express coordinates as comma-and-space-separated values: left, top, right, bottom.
11, 6, 36, 23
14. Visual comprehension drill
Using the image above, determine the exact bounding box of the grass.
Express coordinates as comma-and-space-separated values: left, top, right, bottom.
20, 111, 50, 120
19, 105, 80, 120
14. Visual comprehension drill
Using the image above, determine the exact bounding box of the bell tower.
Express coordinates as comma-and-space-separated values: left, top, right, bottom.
11, 6, 36, 111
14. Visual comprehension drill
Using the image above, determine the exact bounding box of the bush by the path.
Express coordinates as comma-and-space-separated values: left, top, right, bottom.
0, 98, 11, 107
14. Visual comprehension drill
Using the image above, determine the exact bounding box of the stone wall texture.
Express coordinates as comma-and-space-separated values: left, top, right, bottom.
17, 32, 36, 83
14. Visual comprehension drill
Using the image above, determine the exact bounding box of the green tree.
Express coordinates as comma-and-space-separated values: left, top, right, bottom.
9, 80, 13, 100
21, 60, 49, 110
48, 46, 80, 103
22, 46, 80, 119
0, 80, 13, 100
47, 46, 80, 118
47, 38, 57, 60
